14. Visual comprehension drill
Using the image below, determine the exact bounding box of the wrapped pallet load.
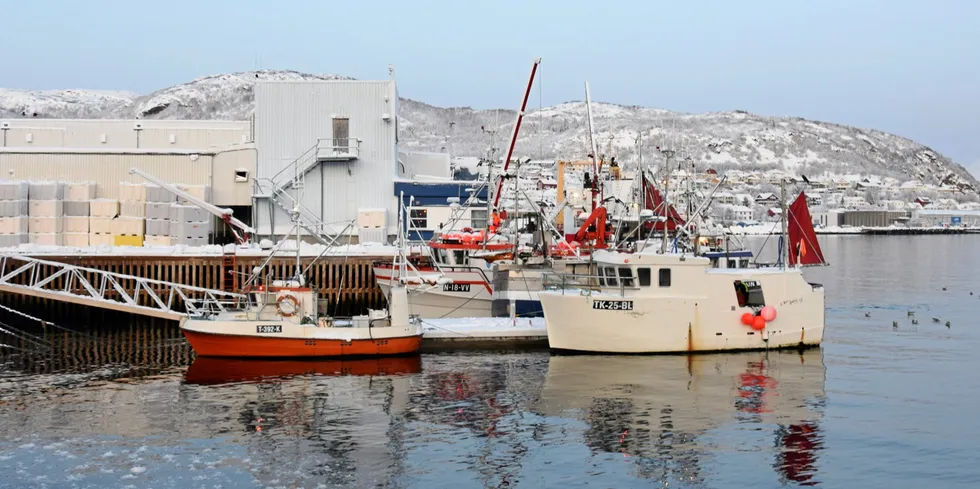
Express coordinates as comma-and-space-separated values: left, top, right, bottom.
143, 183, 176, 247
28, 181, 65, 246
170, 203, 210, 247
114, 182, 146, 246
0, 180, 30, 247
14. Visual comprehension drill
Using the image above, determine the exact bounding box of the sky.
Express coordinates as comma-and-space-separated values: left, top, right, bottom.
2, 0, 978, 174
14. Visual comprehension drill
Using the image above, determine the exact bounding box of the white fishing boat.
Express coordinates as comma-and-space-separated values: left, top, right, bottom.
538, 186, 828, 354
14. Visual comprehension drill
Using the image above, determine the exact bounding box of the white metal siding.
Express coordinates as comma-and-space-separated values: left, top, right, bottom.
0, 119, 251, 149
254, 80, 397, 235
212, 145, 257, 206
0, 152, 212, 199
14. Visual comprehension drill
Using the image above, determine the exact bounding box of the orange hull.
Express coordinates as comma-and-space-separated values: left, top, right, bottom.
182, 329, 423, 358
184, 355, 422, 384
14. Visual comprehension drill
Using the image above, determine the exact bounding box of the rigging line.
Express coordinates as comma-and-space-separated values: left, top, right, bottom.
420, 319, 477, 338
0, 303, 98, 339
0, 320, 50, 350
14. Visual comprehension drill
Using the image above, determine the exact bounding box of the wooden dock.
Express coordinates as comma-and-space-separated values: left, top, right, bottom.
0, 254, 386, 316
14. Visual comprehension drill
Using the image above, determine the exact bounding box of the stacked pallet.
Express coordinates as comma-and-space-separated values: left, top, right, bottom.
28, 181, 65, 246
176, 184, 211, 205
144, 184, 177, 246
63, 181, 96, 247
170, 204, 210, 246
89, 198, 119, 247
113, 182, 146, 246
0, 180, 30, 247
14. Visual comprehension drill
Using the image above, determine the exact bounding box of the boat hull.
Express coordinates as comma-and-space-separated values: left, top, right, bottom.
539, 270, 825, 354
183, 329, 423, 358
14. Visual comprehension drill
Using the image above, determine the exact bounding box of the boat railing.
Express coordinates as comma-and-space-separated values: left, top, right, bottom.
541, 272, 638, 297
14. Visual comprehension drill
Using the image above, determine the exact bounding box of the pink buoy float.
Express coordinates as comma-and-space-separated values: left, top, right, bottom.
760, 305, 777, 322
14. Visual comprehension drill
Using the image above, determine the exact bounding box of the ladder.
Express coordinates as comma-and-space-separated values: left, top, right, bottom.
0, 255, 247, 321
221, 252, 238, 293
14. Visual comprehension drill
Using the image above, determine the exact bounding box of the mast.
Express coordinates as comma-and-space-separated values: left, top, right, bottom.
585, 81, 600, 212
780, 178, 789, 269
660, 148, 675, 254
491, 57, 541, 212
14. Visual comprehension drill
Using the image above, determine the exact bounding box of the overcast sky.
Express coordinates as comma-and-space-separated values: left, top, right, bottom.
2, 0, 977, 175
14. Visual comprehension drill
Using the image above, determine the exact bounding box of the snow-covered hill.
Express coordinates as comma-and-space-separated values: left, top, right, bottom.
2, 69, 976, 193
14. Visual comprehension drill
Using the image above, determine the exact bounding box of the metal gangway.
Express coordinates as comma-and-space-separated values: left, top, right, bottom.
0, 254, 247, 321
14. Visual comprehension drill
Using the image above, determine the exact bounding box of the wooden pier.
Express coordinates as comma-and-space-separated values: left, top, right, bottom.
0, 254, 387, 317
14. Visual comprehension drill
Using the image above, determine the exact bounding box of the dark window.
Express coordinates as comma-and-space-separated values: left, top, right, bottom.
618, 267, 634, 287
728, 259, 737, 268
637, 267, 651, 286
597, 267, 606, 287
734, 280, 766, 308
332, 117, 350, 152
739, 259, 750, 268
604, 267, 618, 287
453, 250, 468, 265
410, 208, 427, 229
658, 268, 671, 287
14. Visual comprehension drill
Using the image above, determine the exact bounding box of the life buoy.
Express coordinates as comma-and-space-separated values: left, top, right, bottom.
276, 294, 300, 317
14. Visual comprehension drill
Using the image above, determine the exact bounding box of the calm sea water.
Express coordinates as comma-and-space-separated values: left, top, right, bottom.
1, 235, 979, 488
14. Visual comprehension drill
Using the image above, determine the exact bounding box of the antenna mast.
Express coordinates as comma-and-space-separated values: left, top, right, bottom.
585, 81, 600, 212
491, 57, 541, 212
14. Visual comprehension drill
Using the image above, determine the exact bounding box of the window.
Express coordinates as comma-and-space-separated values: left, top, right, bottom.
658, 268, 671, 287
739, 259, 750, 268
618, 267, 634, 287
728, 259, 737, 268
637, 267, 651, 286
597, 267, 606, 287
410, 208, 427, 229
332, 117, 350, 152
604, 267, 618, 287
453, 250, 468, 265
734, 280, 766, 308
471, 209, 488, 230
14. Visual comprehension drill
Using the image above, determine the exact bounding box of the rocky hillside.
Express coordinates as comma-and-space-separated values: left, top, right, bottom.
2, 70, 976, 193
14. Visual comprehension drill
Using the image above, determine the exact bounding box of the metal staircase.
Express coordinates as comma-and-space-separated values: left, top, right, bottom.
0, 255, 247, 321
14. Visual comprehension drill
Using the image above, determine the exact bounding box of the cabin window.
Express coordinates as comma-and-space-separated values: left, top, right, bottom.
410, 208, 428, 229
618, 267, 634, 287
728, 259, 737, 269
658, 268, 671, 287
710, 258, 719, 268
739, 259, 750, 268
637, 267, 651, 286
471, 209, 488, 230
453, 250, 468, 265
734, 280, 766, 308
597, 267, 606, 287
604, 267, 618, 287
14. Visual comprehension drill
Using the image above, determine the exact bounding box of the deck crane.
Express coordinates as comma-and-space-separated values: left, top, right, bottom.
489, 57, 541, 220
129, 168, 255, 245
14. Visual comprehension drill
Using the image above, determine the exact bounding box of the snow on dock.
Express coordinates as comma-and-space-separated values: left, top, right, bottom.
420, 317, 548, 347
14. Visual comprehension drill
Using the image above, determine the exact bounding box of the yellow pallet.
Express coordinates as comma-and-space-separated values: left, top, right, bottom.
113, 234, 144, 247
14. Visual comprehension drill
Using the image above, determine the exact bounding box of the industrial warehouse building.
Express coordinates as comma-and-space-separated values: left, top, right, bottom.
1, 77, 471, 245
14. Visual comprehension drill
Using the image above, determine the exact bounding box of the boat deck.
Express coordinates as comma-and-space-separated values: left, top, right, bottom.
420, 317, 548, 349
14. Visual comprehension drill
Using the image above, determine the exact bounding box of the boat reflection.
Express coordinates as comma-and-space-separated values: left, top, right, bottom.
183, 354, 423, 385
536, 349, 827, 485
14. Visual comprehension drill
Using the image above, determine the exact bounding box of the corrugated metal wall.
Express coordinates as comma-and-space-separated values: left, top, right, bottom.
212, 145, 256, 206
1, 119, 251, 149
0, 152, 212, 199
254, 80, 398, 236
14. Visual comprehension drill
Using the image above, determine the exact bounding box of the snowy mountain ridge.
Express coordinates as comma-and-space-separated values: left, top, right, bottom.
1, 69, 976, 194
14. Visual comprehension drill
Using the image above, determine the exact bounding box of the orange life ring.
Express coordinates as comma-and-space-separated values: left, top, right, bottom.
276, 294, 300, 317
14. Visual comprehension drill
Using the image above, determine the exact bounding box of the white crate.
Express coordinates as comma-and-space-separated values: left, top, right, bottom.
0, 234, 28, 247
176, 184, 210, 204
63, 232, 89, 247
170, 220, 209, 239
145, 218, 171, 236
144, 235, 173, 247
64, 201, 90, 217
29, 233, 63, 246
119, 182, 146, 202
0, 217, 29, 234
0, 200, 28, 218
119, 201, 146, 218
169, 204, 209, 223
111, 217, 145, 236
29, 217, 63, 234
90, 216, 113, 234
90, 199, 119, 218
89, 233, 114, 247
0, 181, 30, 201
64, 216, 89, 233
28, 200, 64, 217
29, 181, 64, 200
145, 184, 177, 203
146, 202, 172, 220
174, 236, 208, 247
65, 182, 97, 201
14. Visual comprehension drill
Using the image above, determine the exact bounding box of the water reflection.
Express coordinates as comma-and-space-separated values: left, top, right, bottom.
183, 355, 423, 385
536, 350, 827, 486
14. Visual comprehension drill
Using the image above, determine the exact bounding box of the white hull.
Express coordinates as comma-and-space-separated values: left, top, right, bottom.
539, 255, 825, 353
376, 280, 492, 319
